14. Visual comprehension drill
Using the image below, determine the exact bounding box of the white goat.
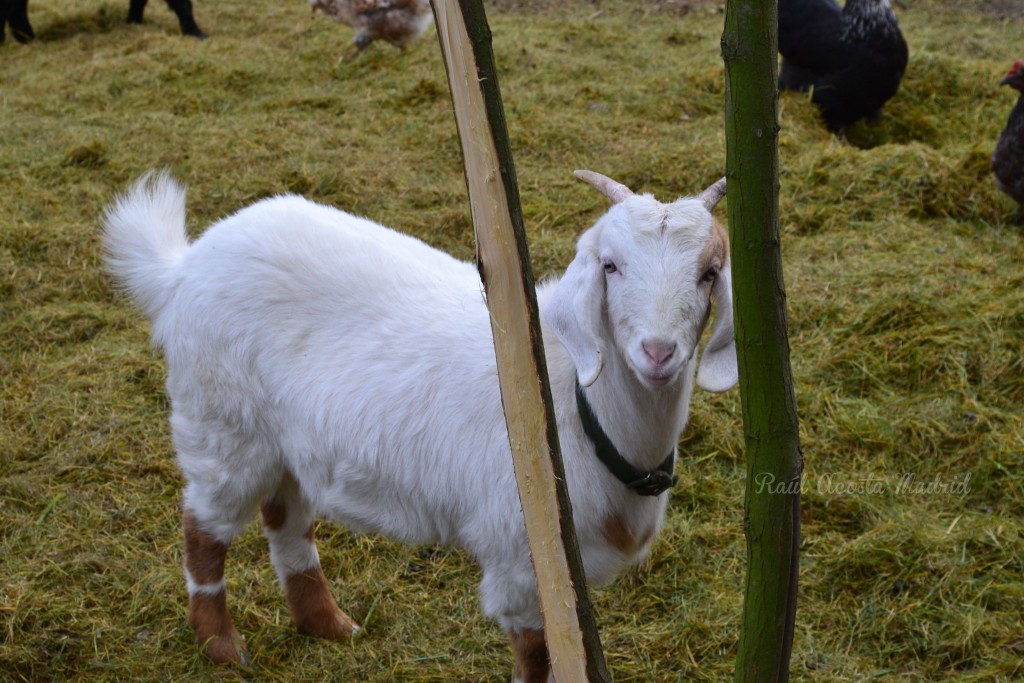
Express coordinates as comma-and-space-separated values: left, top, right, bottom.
101, 169, 737, 681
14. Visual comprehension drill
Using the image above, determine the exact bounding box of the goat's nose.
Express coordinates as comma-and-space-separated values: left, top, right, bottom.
642, 339, 677, 366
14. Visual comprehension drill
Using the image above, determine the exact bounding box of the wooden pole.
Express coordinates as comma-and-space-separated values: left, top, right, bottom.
431, 2, 611, 681
721, 0, 803, 681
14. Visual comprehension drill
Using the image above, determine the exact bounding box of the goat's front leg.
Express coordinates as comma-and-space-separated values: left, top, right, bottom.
261, 476, 359, 641
509, 628, 552, 683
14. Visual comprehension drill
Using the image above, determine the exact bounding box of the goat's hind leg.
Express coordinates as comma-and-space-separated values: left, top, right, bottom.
261, 475, 359, 640
182, 491, 251, 665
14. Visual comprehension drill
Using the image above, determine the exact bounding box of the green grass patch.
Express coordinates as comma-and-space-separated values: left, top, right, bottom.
2, 0, 1022, 680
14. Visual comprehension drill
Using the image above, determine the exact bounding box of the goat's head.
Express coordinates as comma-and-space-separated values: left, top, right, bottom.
544, 170, 737, 393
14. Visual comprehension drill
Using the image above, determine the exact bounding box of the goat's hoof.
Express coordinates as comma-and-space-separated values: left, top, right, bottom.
297, 608, 360, 641
200, 632, 250, 666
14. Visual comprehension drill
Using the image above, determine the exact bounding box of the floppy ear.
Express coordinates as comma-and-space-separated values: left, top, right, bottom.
541, 250, 606, 387
696, 264, 738, 392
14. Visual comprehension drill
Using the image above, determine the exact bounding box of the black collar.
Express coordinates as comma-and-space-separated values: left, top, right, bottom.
574, 378, 678, 497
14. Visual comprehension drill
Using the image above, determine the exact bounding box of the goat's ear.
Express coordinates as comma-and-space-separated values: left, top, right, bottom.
697, 264, 738, 392
542, 250, 605, 387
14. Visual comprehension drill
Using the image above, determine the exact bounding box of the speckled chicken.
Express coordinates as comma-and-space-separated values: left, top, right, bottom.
310, 0, 433, 58
778, 0, 908, 133
992, 60, 1024, 213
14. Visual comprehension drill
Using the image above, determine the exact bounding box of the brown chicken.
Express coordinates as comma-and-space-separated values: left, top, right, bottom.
310, 0, 433, 59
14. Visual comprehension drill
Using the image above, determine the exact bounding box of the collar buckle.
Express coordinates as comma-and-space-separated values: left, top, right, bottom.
627, 470, 679, 497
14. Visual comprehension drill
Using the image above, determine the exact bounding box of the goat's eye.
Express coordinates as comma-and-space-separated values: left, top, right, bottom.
603, 261, 618, 274
701, 266, 718, 283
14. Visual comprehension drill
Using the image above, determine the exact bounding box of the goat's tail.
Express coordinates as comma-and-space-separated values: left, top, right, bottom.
102, 170, 191, 321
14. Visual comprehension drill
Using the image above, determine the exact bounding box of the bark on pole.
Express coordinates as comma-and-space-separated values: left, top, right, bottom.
431, 2, 611, 681
721, 1, 803, 681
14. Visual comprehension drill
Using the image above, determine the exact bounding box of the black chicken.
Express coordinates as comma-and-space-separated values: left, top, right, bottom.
778, 0, 908, 133
992, 60, 1024, 212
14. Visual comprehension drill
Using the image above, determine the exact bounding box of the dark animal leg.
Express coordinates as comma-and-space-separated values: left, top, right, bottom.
127, 0, 206, 39
165, 0, 206, 39
7, 0, 35, 43
126, 0, 148, 24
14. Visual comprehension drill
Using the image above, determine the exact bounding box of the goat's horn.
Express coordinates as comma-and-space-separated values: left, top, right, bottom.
573, 170, 634, 204
699, 177, 727, 211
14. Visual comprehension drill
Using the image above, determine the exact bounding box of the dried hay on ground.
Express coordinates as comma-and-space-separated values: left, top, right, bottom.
1, 0, 1021, 680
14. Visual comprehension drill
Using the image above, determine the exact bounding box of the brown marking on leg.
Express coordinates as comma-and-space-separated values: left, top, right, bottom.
184, 511, 230, 585
183, 512, 247, 664
283, 523, 358, 640
509, 628, 550, 683
188, 591, 248, 665
261, 498, 287, 532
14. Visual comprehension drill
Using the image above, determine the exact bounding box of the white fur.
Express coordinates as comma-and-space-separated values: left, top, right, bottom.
102, 170, 737, 642
185, 575, 226, 597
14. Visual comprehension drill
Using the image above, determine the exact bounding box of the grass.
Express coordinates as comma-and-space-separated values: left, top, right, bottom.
2, 0, 1023, 680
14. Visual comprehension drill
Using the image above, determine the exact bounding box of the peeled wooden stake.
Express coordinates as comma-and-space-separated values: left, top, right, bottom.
431, 1, 610, 681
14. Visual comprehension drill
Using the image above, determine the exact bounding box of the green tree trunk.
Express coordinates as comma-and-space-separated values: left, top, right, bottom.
431, 2, 611, 680
721, 1, 803, 682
